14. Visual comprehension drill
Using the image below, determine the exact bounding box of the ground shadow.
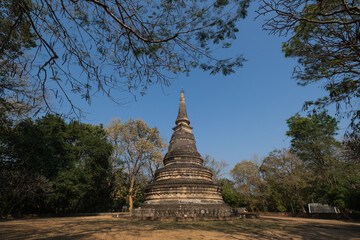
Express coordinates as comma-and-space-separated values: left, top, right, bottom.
0, 215, 359, 239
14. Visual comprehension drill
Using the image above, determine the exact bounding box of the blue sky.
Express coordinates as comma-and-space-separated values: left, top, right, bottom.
70, 4, 349, 172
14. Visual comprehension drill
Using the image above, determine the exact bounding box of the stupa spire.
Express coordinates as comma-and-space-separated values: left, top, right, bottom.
175, 89, 190, 125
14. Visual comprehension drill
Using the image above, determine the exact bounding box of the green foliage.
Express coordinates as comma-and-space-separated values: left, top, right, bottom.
0, 114, 113, 217
286, 111, 340, 172
9, 115, 70, 179
0, 115, 169, 217
109, 168, 128, 212
217, 178, 244, 208
259, 0, 360, 132
0, 0, 36, 54
230, 111, 359, 213
50, 168, 93, 214
231, 160, 263, 211
285, 111, 359, 211
260, 149, 308, 213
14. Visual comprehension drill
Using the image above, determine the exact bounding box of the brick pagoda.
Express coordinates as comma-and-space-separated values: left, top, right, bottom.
132, 90, 233, 220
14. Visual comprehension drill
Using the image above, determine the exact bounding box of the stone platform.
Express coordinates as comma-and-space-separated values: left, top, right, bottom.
132, 203, 235, 221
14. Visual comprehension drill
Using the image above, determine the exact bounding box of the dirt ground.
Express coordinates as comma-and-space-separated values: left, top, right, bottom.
0, 215, 359, 240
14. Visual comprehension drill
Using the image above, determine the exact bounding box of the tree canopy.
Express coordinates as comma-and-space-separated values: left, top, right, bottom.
1, 0, 251, 116
107, 118, 165, 211
231, 160, 263, 211
0, 114, 113, 217
0, 0, 40, 120
1, 115, 171, 217
286, 111, 339, 175
286, 111, 358, 210
258, 0, 360, 131
260, 149, 308, 213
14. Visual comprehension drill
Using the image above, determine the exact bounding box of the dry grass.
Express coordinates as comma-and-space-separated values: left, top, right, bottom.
0, 215, 359, 239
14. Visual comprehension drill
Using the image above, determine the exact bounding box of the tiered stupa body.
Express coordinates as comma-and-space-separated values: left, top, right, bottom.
132, 91, 233, 220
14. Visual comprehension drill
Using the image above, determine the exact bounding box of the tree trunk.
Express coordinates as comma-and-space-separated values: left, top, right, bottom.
128, 174, 135, 212
128, 194, 133, 212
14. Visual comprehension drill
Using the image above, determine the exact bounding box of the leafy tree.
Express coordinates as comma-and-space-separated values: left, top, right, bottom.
45, 120, 113, 214
107, 118, 165, 211
258, 0, 360, 131
1, 0, 250, 115
286, 111, 340, 184
260, 149, 308, 213
285, 111, 357, 210
0, 114, 113, 216
110, 166, 129, 211
231, 160, 263, 211
217, 178, 245, 208
10, 115, 70, 179
67, 121, 113, 212
50, 167, 93, 214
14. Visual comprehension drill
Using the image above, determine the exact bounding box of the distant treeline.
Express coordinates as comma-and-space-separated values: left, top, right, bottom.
219, 112, 360, 213
0, 112, 359, 219
0, 114, 164, 218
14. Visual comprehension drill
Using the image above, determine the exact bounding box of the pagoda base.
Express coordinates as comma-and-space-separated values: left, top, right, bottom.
131, 203, 236, 220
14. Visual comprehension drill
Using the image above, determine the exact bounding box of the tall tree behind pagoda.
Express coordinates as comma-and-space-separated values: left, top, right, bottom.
107, 118, 165, 211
